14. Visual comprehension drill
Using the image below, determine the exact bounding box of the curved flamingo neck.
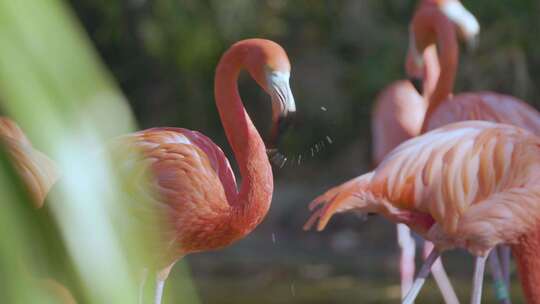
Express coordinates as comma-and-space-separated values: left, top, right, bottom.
421, 45, 441, 104
512, 228, 540, 303
214, 44, 273, 233
414, 7, 459, 121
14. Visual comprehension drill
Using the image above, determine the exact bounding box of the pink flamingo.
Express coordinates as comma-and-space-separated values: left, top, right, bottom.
374, 44, 459, 302
111, 39, 295, 304
408, 0, 540, 299
372, 0, 480, 301
306, 120, 540, 304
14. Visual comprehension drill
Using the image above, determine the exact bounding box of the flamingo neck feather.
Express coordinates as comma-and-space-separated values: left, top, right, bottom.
415, 7, 458, 122
422, 45, 440, 105
512, 227, 540, 303
214, 45, 273, 234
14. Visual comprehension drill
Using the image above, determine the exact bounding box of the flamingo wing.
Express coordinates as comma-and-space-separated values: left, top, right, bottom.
307, 121, 540, 254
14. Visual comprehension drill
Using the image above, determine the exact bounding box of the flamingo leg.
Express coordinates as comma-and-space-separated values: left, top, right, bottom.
139, 268, 149, 304
424, 242, 459, 304
154, 277, 166, 304
154, 263, 175, 304
402, 248, 440, 304
498, 245, 511, 287
397, 224, 416, 299
488, 249, 511, 304
471, 254, 488, 304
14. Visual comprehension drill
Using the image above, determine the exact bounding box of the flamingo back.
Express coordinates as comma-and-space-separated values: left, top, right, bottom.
426, 92, 540, 134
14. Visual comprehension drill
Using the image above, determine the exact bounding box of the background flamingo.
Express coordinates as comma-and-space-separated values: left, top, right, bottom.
407, 0, 540, 135
109, 39, 295, 304
306, 121, 540, 304
0, 117, 76, 303
407, 0, 540, 297
373, 43, 456, 303
371, 0, 480, 301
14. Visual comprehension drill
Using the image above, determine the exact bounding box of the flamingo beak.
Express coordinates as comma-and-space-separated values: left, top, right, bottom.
440, 0, 480, 52
464, 34, 479, 53
409, 77, 424, 95
266, 71, 296, 148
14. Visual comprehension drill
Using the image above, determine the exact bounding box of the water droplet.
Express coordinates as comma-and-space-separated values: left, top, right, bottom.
311, 148, 314, 157
298, 154, 302, 165
279, 157, 287, 168
272, 233, 277, 244
290, 282, 296, 296
320, 106, 327, 111
326, 135, 333, 144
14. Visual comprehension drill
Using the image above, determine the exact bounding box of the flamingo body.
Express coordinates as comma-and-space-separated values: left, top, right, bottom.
111, 39, 296, 304
372, 81, 427, 165
426, 92, 540, 133
113, 127, 256, 262
306, 120, 540, 257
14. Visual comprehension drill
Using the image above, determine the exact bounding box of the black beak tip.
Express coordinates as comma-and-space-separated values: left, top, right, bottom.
409, 77, 423, 95
278, 111, 296, 134
266, 112, 296, 150
466, 36, 479, 53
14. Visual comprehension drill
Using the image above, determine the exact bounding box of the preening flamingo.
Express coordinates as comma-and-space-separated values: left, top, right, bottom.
306, 121, 540, 304
110, 39, 295, 304
0, 117, 59, 207
408, 0, 540, 298
374, 45, 460, 301
371, 0, 479, 301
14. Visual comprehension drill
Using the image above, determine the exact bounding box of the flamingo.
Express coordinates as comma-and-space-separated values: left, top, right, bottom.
305, 120, 540, 304
371, 0, 479, 300
407, 0, 540, 296
0, 117, 59, 207
374, 44, 458, 302
0, 117, 72, 302
109, 39, 295, 304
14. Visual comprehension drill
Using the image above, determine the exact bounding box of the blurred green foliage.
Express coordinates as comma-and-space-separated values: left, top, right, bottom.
0, 0, 198, 303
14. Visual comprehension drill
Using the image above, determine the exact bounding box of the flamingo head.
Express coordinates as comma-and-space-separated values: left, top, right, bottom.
241, 39, 296, 148
437, 0, 480, 51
